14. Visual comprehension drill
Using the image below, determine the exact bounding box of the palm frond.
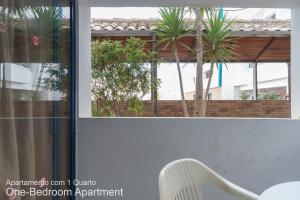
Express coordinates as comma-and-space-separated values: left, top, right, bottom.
178, 41, 194, 53
26, 6, 64, 36
203, 10, 237, 64
155, 7, 193, 50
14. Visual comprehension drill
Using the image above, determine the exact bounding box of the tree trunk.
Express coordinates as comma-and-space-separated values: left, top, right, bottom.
173, 44, 189, 117
193, 8, 205, 117
203, 62, 214, 114
113, 99, 121, 117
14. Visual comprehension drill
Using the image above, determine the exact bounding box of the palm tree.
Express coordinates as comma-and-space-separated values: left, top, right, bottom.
193, 8, 205, 117
192, 8, 218, 117
202, 10, 236, 113
155, 7, 193, 117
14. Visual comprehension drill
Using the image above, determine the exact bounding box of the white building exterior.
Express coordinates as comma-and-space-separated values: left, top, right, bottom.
252, 8, 291, 20
161, 62, 288, 101
201, 63, 288, 100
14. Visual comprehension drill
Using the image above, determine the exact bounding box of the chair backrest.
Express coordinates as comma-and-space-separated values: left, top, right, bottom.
159, 159, 258, 200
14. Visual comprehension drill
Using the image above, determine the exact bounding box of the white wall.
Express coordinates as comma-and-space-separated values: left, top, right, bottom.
203, 63, 287, 100
78, 0, 92, 117
77, 118, 300, 200
251, 8, 291, 19
291, 8, 300, 118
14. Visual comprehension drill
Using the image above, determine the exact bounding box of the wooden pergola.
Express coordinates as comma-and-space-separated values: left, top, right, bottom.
91, 19, 291, 115
92, 35, 290, 63
92, 19, 290, 62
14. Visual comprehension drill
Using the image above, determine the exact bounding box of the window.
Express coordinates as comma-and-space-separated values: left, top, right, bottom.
208, 93, 213, 100
205, 70, 210, 79
88, 7, 291, 118
0, 0, 74, 194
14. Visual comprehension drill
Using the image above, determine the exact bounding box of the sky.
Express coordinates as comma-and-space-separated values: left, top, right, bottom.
91, 8, 291, 20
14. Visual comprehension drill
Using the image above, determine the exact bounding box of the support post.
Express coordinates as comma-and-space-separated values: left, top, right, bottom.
151, 32, 158, 116
252, 62, 258, 100
291, 8, 300, 118
218, 63, 222, 87
287, 62, 291, 101
78, 0, 91, 117
218, 7, 224, 88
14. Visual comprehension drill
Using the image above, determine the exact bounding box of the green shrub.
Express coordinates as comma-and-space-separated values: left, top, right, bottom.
257, 93, 280, 100
91, 37, 158, 117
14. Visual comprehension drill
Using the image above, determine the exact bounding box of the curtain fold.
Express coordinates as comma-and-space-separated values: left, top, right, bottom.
0, 2, 38, 199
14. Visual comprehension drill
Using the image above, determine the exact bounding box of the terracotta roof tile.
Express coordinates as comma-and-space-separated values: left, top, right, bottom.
91, 18, 290, 33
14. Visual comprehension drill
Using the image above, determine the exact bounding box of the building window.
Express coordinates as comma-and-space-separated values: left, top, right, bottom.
205, 70, 210, 79
208, 93, 213, 100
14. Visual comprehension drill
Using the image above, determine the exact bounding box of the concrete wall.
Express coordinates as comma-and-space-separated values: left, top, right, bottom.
77, 118, 300, 200
291, 8, 300, 118
78, 0, 92, 117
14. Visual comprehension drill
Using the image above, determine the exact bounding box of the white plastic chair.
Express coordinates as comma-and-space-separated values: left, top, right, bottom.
159, 159, 258, 200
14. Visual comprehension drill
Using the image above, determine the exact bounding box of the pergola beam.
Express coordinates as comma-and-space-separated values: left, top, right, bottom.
254, 37, 276, 62
92, 34, 290, 63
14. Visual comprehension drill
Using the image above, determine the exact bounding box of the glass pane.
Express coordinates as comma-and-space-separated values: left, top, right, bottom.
0, 0, 72, 199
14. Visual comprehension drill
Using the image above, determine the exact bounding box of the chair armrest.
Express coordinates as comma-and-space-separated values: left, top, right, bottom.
217, 179, 259, 200
205, 165, 259, 200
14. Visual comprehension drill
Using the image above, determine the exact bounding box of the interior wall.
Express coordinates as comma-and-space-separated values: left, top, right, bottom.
77, 118, 300, 200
